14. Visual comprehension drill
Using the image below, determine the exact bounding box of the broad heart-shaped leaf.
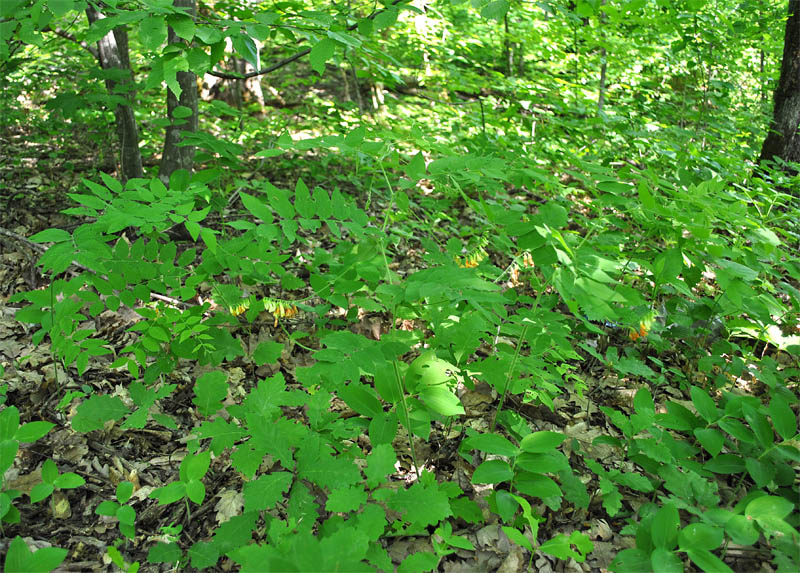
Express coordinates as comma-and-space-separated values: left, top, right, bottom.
139, 16, 167, 51
472, 459, 513, 484
480, 0, 510, 21
418, 386, 465, 417
463, 432, 519, 458
4, 536, 67, 573
310, 38, 336, 75
405, 351, 458, 394
520, 431, 566, 453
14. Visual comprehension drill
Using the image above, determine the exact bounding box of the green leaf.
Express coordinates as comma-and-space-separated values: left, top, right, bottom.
232, 33, 259, 69
464, 433, 519, 457
14, 421, 54, 443
243, 472, 292, 512
185, 479, 206, 504
704, 454, 745, 474
152, 481, 186, 505
4, 536, 67, 573
193, 370, 228, 416
503, 525, 533, 550
239, 192, 273, 223
326, 485, 367, 512
742, 404, 774, 448
514, 472, 562, 500
253, 340, 283, 366
339, 382, 382, 418
745, 457, 776, 488
181, 450, 211, 482
516, 451, 569, 474
211, 511, 258, 554
388, 481, 452, 528
48, 0, 75, 17
418, 386, 464, 416
685, 548, 733, 573
481, 0, 510, 21
472, 459, 513, 484
188, 541, 219, 570
54, 472, 84, 489
310, 38, 335, 75
399, 552, 439, 573
689, 386, 718, 423
71, 395, 130, 433
139, 16, 167, 51
116, 481, 134, 504
30, 483, 54, 503
30, 228, 71, 243
96, 500, 120, 516
611, 548, 650, 572
724, 514, 759, 545
768, 397, 797, 440
693, 428, 724, 457
678, 522, 723, 551
167, 13, 195, 41
745, 495, 793, 520
147, 542, 182, 564
368, 411, 397, 446
520, 431, 565, 453
650, 548, 683, 573
651, 503, 679, 549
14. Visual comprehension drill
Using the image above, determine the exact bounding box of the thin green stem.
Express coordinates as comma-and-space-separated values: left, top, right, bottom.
393, 360, 420, 479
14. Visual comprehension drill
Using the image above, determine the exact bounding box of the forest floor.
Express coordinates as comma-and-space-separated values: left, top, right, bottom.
1, 124, 787, 573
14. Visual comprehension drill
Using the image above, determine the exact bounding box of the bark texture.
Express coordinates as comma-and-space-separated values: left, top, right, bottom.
86, 4, 143, 182
160, 0, 199, 183
760, 0, 800, 166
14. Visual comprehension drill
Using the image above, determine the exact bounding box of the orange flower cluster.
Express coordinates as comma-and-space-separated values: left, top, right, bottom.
629, 323, 649, 341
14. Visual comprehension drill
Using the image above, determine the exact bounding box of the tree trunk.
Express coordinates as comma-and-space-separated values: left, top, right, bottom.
86, 5, 143, 183
760, 0, 800, 167
160, 0, 198, 183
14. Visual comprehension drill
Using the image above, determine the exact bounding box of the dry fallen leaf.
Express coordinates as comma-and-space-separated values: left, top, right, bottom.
214, 489, 244, 523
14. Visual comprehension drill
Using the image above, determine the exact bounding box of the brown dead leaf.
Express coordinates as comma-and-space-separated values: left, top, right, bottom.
214, 489, 244, 523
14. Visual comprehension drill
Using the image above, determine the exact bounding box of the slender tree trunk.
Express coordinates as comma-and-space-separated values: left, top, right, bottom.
86, 4, 143, 183
503, 14, 513, 76
160, 0, 198, 183
760, 0, 800, 167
